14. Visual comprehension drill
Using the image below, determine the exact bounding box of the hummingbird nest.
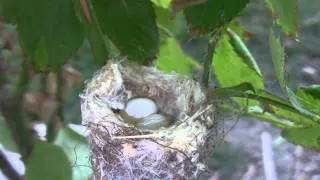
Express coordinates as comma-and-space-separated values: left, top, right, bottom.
80, 60, 220, 180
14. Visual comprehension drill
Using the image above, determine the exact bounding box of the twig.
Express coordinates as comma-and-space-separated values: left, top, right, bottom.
111, 134, 157, 139
0, 58, 34, 158
261, 131, 278, 180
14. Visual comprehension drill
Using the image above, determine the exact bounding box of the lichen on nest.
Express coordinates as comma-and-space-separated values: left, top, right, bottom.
80, 60, 221, 179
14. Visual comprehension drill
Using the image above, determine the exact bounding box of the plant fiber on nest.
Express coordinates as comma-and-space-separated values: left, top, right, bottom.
80, 61, 220, 180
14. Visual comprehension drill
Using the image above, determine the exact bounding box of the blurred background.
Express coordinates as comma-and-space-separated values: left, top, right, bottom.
1, 0, 320, 179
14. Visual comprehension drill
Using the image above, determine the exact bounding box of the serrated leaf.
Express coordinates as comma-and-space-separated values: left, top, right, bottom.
265, 0, 298, 37
268, 30, 319, 123
272, 105, 319, 126
55, 127, 92, 180
213, 35, 264, 106
184, 0, 250, 36
287, 87, 320, 122
155, 37, 201, 75
92, 0, 159, 63
25, 141, 72, 180
17, 0, 84, 71
247, 106, 297, 128
269, 29, 286, 93
212, 84, 319, 127
282, 127, 320, 150
227, 29, 262, 77
296, 86, 320, 115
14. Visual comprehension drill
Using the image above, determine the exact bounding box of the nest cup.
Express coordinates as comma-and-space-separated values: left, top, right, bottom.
80, 61, 220, 179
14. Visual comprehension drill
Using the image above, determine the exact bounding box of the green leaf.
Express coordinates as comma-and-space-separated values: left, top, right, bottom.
213, 35, 264, 106
184, 0, 250, 36
296, 86, 320, 115
282, 127, 320, 150
212, 84, 319, 126
227, 29, 262, 77
212, 82, 256, 97
55, 127, 92, 180
229, 21, 249, 39
34, 38, 49, 71
287, 87, 320, 122
25, 141, 72, 180
269, 29, 286, 93
155, 37, 201, 75
17, 0, 84, 71
151, 0, 171, 8
268, 30, 319, 123
86, 26, 109, 66
246, 106, 298, 128
72, 0, 109, 66
213, 35, 264, 89
265, 0, 298, 37
272, 105, 319, 126
2, 0, 19, 22
0, 119, 18, 152
154, 6, 175, 38
300, 85, 320, 97
92, 0, 159, 63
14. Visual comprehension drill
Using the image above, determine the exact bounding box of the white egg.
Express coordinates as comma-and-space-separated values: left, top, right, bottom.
125, 98, 157, 119
138, 113, 169, 130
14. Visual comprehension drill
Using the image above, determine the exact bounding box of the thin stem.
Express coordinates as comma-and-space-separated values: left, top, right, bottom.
157, 23, 174, 37
47, 67, 65, 142
40, 73, 48, 97
201, 40, 215, 88
202, 30, 223, 88
56, 67, 65, 124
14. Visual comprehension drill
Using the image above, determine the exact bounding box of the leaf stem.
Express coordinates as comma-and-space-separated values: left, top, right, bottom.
202, 31, 223, 88
157, 23, 174, 37
47, 67, 65, 142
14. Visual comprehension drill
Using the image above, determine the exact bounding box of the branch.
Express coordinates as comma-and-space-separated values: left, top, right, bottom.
0, 58, 34, 158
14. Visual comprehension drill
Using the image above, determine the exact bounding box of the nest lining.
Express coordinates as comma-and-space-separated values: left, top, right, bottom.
80, 61, 219, 179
